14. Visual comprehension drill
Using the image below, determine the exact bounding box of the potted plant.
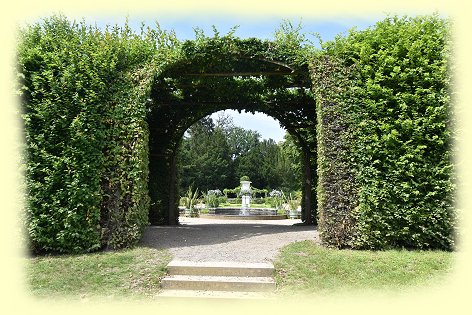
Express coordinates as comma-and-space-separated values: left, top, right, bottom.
269, 189, 283, 210
239, 176, 252, 210
183, 187, 199, 217
285, 193, 300, 219
206, 189, 222, 208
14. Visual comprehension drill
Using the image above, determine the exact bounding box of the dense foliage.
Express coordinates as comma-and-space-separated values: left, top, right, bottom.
17, 16, 176, 252
19, 16, 317, 252
147, 22, 318, 225
18, 14, 454, 253
312, 15, 455, 250
178, 117, 234, 191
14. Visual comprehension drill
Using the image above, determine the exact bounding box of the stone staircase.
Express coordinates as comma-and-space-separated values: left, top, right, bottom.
159, 260, 276, 299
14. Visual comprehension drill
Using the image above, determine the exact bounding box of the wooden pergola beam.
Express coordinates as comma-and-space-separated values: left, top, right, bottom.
183, 71, 294, 77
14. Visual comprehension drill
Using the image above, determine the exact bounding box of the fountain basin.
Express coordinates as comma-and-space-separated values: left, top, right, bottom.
203, 207, 287, 220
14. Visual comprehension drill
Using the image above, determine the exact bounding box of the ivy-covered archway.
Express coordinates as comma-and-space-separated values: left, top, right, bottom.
19, 15, 454, 253
147, 35, 318, 225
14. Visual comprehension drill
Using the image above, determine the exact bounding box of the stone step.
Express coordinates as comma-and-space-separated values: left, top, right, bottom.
157, 289, 275, 300
161, 275, 276, 292
167, 260, 274, 277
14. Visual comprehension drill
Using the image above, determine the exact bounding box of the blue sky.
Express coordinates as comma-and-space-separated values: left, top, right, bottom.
210, 110, 287, 142
91, 14, 380, 142
93, 14, 378, 43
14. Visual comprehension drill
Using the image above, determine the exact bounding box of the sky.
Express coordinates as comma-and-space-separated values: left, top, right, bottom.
210, 110, 287, 142
93, 15, 378, 43
88, 14, 380, 143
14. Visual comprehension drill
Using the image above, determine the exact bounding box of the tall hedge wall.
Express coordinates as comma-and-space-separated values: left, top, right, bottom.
312, 15, 455, 250
17, 16, 167, 253
18, 14, 454, 253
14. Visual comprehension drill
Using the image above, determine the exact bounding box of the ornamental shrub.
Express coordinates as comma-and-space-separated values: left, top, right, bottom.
312, 15, 455, 250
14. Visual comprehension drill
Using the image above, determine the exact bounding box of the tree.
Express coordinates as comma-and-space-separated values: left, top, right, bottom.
178, 117, 233, 192
178, 117, 303, 194
225, 126, 261, 160
278, 132, 302, 192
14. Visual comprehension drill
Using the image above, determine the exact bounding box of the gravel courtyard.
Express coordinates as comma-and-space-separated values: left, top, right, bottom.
141, 217, 320, 263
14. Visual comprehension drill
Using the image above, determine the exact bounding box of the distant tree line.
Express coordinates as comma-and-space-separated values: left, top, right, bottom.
177, 113, 302, 193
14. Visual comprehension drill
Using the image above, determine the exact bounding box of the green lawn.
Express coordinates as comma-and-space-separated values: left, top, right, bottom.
25, 247, 171, 300
274, 241, 454, 296
25, 241, 453, 300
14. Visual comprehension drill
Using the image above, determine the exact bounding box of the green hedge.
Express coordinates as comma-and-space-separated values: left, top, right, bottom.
312, 15, 455, 250
18, 14, 455, 253
17, 16, 164, 253
312, 56, 359, 248
18, 16, 319, 252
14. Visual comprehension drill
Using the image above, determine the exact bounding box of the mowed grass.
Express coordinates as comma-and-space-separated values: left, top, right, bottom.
274, 241, 453, 296
25, 247, 172, 300
26, 241, 454, 300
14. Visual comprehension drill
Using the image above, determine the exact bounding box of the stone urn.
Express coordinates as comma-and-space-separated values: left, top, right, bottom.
240, 180, 252, 209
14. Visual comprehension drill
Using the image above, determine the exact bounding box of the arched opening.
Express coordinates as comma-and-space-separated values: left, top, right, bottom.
176, 110, 305, 216
178, 110, 292, 191
146, 37, 317, 226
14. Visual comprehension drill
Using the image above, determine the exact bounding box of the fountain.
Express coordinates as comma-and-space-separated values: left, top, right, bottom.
203, 177, 287, 220
239, 178, 252, 216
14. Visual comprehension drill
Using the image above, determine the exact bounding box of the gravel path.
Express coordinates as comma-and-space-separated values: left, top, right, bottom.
141, 217, 320, 263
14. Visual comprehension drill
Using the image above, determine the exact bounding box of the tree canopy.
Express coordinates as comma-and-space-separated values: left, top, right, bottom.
178, 113, 302, 193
